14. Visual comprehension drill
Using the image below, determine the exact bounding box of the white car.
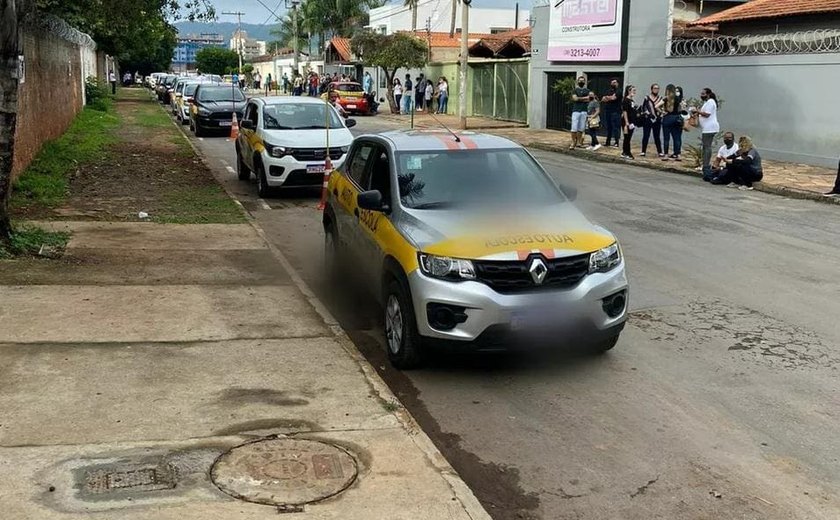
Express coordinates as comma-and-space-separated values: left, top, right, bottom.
235, 97, 357, 197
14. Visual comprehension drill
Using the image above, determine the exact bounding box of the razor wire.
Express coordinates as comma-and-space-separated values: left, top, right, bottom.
668, 29, 840, 57
23, 12, 96, 49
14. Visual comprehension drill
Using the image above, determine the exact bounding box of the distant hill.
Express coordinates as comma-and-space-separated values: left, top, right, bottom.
173, 21, 279, 43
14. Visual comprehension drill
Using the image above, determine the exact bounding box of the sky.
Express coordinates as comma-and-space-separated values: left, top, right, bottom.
207, 0, 534, 25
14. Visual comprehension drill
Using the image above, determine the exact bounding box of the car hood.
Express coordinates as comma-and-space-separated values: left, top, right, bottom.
398, 203, 615, 261
262, 127, 354, 147
199, 100, 246, 111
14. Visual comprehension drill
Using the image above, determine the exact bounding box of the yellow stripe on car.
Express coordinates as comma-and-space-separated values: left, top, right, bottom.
423, 231, 615, 259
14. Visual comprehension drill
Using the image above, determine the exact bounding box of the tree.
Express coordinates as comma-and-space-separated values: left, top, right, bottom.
270, 13, 309, 53
352, 31, 427, 114
195, 47, 239, 76
404, 0, 418, 32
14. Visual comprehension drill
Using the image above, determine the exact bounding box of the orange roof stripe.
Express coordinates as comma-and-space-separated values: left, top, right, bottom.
399, 31, 492, 48
689, 0, 840, 26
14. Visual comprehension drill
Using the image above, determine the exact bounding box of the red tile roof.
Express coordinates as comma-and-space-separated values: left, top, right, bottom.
689, 0, 840, 26
401, 31, 492, 48
469, 27, 532, 55
328, 37, 353, 62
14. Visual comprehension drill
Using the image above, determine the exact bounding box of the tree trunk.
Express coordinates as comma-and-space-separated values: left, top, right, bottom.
0, 0, 22, 244
449, 0, 458, 38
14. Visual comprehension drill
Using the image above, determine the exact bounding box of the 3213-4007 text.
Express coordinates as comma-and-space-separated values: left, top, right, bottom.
565, 48, 602, 57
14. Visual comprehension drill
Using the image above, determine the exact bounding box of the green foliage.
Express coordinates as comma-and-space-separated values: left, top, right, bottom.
84, 76, 111, 111
12, 107, 119, 208
552, 77, 576, 105
155, 186, 245, 224
196, 47, 240, 76
301, 0, 382, 39
0, 225, 70, 259
352, 31, 428, 73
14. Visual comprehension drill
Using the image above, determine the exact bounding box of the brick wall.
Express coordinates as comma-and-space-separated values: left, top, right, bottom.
12, 22, 87, 179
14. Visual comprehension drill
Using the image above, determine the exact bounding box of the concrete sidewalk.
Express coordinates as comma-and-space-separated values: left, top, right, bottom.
0, 220, 489, 519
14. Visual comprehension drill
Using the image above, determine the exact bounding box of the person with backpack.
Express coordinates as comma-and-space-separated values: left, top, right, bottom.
621, 85, 638, 160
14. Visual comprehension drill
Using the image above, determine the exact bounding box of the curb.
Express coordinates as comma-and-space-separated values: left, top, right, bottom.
526, 142, 840, 206
169, 104, 492, 520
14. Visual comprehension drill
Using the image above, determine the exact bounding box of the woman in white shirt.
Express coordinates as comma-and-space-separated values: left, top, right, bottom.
697, 87, 720, 180
438, 77, 449, 114
393, 78, 403, 114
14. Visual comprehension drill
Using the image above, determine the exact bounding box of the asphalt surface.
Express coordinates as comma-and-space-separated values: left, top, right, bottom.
180, 109, 840, 520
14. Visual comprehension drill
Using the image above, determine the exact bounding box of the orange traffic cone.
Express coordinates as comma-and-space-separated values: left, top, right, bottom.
229, 112, 239, 140
316, 157, 333, 211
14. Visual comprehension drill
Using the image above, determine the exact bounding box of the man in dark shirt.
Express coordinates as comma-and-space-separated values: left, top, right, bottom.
415, 74, 426, 112
570, 75, 590, 149
601, 78, 622, 147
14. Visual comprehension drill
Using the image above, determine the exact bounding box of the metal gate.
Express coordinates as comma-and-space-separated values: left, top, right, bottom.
470, 60, 530, 123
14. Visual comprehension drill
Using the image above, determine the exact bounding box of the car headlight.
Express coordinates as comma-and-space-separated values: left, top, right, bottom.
265, 143, 291, 158
197, 107, 211, 116
339, 146, 350, 154
419, 253, 476, 281
589, 242, 621, 273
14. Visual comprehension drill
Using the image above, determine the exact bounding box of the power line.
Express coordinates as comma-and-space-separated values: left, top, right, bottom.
262, 0, 286, 25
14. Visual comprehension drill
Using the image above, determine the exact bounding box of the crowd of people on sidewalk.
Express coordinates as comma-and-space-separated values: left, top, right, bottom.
570, 76, 766, 191
391, 73, 449, 115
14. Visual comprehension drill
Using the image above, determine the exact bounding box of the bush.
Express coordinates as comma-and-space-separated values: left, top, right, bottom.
84, 76, 110, 110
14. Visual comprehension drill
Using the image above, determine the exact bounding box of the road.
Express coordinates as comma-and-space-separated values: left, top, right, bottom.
180, 111, 840, 520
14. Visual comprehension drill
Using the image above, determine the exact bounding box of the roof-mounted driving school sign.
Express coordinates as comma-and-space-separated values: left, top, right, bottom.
547, 0, 629, 63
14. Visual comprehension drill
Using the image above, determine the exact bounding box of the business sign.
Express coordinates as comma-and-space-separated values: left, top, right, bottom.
547, 0, 627, 62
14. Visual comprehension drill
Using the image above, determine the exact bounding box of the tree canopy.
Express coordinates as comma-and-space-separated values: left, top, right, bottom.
351, 31, 427, 113
195, 47, 239, 75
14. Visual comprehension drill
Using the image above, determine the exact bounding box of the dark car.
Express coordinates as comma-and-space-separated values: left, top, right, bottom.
188, 84, 247, 137
156, 74, 178, 104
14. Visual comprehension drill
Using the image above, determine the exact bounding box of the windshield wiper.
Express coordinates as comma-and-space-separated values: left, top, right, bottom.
410, 201, 458, 210
266, 125, 293, 130
294, 125, 329, 129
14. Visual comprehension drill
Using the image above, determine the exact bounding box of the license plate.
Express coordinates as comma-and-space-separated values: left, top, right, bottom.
346, 104, 357, 109
346, 97, 358, 101
219, 121, 232, 127
306, 164, 326, 174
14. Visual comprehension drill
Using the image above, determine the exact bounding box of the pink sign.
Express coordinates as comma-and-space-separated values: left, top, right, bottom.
547, 43, 621, 62
561, 0, 617, 27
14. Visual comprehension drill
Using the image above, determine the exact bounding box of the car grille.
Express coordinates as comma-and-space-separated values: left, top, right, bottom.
291, 148, 343, 161
209, 111, 243, 120
473, 253, 591, 294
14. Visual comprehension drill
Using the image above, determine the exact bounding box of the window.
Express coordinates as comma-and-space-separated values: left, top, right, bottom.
197, 87, 245, 102
262, 103, 343, 130
395, 149, 563, 209
367, 148, 392, 206
347, 143, 375, 186
244, 103, 258, 126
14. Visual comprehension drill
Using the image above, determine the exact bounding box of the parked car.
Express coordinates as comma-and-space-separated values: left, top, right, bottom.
175, 80, 214, 123
188, 84, 247, 137
328, 81, 370, 115
156, 74, 178, 104
323, 131, 629, 369
235, 96, 356, 197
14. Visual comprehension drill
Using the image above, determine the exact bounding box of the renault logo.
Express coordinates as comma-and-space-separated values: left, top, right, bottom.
528, 258, 548, 285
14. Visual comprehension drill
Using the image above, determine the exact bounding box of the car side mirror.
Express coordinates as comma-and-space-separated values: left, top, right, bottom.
240, 119, 255, 130
560, 184, 577, 201
357, 190, 385, 212
345, 118, 357, 128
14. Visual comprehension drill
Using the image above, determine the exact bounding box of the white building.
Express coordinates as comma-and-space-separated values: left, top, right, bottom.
368, 0, 528, 36
230, 30, 268, 61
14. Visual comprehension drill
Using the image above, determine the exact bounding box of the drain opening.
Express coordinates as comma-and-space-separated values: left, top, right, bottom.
84, 464, 177, 495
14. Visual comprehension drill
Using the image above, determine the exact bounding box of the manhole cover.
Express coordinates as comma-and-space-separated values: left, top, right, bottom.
210, 438, 358, 506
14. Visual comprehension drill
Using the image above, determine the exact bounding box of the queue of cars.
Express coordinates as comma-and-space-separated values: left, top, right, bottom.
149, 72, 629, 367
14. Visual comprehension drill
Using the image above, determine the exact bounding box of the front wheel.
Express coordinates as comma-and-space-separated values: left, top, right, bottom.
236, 148, 250, 180
194, 121, 205, 137
256, 163, 272, 198
384, 279, 425, 369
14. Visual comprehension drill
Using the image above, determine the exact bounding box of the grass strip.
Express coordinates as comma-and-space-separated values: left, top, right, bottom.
0, 225, 70, 259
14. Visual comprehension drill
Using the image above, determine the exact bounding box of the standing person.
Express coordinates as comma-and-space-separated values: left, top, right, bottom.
570, 75, 590, 150
438, 77, 449, 114
402, 74, 413, 114
265, 73, 272, 95
621, 85, 638, 160
282, 73, 289, 94
293, 73, 303, 96
640, 84, 664, 157
393, 78, 403, 114
661, 84, 684, 161
415, 74, 425, 112
586, 91, 602, 151
825, 158, 840, 197
697, 87, 720, 180
601, 78, 622, 148
424, 80, 433, 114
363, 71, 373, 95
108, 69, 117, 94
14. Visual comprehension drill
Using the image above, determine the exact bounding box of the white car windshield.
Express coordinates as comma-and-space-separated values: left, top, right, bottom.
263, 103, 344, 130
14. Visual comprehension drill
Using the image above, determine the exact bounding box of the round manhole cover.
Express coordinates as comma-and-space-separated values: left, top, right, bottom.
210, 438, 358, 506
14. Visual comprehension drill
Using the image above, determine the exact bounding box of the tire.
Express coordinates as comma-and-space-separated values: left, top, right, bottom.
384, 278, 425, 369
324, 222, 342, 281
256, 163, 272, 198
194, 121, 205, 137
236, 147, 250, 180
589, 334, 620, 355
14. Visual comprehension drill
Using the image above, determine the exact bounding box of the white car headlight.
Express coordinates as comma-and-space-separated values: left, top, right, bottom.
265, 143, 290, 158
589, 243, 621, 274
419, 253, 476, 281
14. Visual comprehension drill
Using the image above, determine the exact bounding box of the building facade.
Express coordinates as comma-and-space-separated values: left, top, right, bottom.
172, 33, 225, 72
368, 0, 528, 36
230, 30, 268, 61
529, 0, 840, 167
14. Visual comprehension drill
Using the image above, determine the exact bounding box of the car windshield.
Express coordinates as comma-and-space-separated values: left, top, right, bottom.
335, 83, 363, 93
262, 103, 344, 130
183, 83, 202, 96
396, 149, 563, 209
197, 87, 245, 102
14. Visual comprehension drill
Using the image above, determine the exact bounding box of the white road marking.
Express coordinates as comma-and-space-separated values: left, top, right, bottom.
258, 200, 272, 211
198, 137, 204, 141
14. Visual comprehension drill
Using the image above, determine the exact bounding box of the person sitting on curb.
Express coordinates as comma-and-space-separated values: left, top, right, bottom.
825, 158, 840, 198
707, 131, 739, 183
712, 136, 762, 190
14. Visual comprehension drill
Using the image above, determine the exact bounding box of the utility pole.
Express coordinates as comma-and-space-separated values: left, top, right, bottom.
222, 11, 245, 75
459, 0, 471, 129
285, 0, 300, 76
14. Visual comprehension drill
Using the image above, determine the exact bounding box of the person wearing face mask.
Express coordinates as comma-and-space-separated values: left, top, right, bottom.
570, 75, 590, 149
601, 78, 622, 147
621, 85, 638, 160
696, 87, 720, 180
709, 132, 739, 184
661, 84, 684, 161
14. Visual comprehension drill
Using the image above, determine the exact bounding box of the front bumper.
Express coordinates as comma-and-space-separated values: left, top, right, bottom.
408, 261, 629, 343
262, 152, 347, 188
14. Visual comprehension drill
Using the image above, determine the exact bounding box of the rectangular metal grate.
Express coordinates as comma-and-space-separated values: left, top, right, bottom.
84, 465, 177, 494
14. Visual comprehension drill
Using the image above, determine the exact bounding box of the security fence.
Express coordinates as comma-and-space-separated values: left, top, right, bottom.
470, 59, 530, 123
668, 29, 840, 57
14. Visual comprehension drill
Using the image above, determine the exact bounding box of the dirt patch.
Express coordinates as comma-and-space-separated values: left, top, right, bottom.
15, 93, 242, 224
